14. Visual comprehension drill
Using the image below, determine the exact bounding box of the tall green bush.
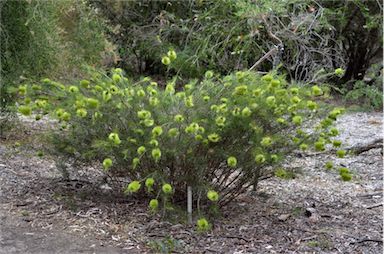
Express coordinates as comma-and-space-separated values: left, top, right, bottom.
0, 0, 107, 107
17, 52, 345, 221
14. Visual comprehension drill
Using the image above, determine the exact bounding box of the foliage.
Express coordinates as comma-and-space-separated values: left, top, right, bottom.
0, 0, 107, 108
147, 236, 182, 254
320, 0, 382, 85
17, 51, 346, 221
89, 0, 344, 81
343, 81, 383, 110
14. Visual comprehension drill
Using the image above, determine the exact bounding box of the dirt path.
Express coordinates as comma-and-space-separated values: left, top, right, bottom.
0, 112, 382, 253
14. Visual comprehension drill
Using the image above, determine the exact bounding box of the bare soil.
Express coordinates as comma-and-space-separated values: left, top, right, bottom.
0, 112, 382, 253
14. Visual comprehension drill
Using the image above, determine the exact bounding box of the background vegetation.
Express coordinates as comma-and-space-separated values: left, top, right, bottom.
1, 0, 382, 111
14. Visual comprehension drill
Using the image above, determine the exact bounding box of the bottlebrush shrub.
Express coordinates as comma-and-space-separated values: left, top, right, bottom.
17, 68, 344, 211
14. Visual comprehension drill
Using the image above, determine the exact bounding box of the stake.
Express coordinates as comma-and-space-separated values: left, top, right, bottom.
187, 185, 192, 224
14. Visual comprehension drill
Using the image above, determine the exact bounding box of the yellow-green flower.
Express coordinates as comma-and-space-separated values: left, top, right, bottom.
145, 178, 155, 189
18, 85, 27, 95
329, 127, 339, 136
161, 56, 171, 65
292, 115, 302, 125
207, 190, 219, 201
203, 95, 210, 102
290, 87, 299, 95
290, 96, 301, 104
174, 114, 184, 123
277, 118, 286, 124
270, 79, 280, 88
126, 181, 141, 193
132, 157, 140, 169
232, 107, 241, 116
266, 96, 276, 107
205, 70, 214, 79
260, 137, 272, 147
334, 68, 345, 77
336, 150, 346, 158
300, 143, 308, 151
255, 154, 266, 164
333, 140, 342, 147
152, 126, 163, 137
241, 107, 252, 117
252, 88, 262, 97
80, 80, 90, 88
184, 84, 193, 90
328, 108, 343, 120
185, 123, 198, 134
61, 112, 71, 121
102, 91, 112, 102
137, 146, 146, 155
311, 85, 322, 96
195, 134, 203, 141
307, 101, 317, 110
167, 50, 177, 61
143, 118, 154, 127
103, 158, 112, 170
227, 156, 237, 168
108, 132, 121, 145
314, 141, 325, 151
168, 128, 179, 137
149, 139, 159, 147
114, 68, 123, 74
233, 85, 248, 96
325, 161, 333, 170
68, 86, 79, 93
86, 98, 99, 108
76, 108, 87, 118
137, 110, 151, 119
184, 95, 194, 107
340, 172, 352, 181
149, 199, 159, 210
152, 148, 162, 162
197, 218, 210, 232
208, 133, 220, 143
162, 183, 172, 194
35, 99, 47, 108
176, 92, 185, 99
149, 97, 159, 106
262, 74, 273, 82
165, 83, 175, 94
270, 154, 278, 163
18, 105, 32, 116
112, 74, 121, 83
137, 89, 146, 97
215, 116, 226, 127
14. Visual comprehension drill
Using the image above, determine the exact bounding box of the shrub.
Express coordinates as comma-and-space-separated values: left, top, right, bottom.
17, 54, 344, 217
0, 0, 107, 109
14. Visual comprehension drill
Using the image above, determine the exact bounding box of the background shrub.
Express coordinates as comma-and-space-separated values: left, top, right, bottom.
89, 0, 382, 84
0, 0, 107, 108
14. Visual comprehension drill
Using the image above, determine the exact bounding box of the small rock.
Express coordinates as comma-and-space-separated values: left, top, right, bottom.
305, 207, 316, 217
278, 214, 291, 221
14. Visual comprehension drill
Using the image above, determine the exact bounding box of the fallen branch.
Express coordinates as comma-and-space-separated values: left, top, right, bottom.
294, 139, 383, 157
365, 203, 383, 209
249, 47, 278, 71
351, 139, 383, 155
350, 238, 383, 244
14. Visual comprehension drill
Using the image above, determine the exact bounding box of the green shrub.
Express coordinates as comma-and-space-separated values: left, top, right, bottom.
17, 53, 344, 218
0, 0, 107, 108
343, 80, 383, 110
